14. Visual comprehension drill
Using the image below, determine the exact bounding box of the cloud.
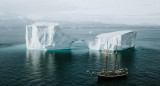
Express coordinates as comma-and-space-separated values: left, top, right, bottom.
0, 0, 160, 24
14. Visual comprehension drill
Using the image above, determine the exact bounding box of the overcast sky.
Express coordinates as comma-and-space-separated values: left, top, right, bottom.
0, 0, 160, 25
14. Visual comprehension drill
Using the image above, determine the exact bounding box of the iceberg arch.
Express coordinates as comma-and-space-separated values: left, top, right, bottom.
26, 22, 137, 51
70, 40, 89, 49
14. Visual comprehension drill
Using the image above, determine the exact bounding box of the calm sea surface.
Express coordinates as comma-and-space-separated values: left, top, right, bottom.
0, 26, 160, 86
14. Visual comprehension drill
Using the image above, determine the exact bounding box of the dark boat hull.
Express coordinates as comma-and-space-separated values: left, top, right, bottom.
98, 74, 127, 80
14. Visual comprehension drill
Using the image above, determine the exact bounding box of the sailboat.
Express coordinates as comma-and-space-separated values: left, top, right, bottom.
97, 40, 128, 79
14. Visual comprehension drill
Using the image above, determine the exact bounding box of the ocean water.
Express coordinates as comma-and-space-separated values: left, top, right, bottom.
0, 26, 160, 86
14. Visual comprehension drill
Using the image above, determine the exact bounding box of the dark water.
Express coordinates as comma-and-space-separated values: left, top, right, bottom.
0, 26, 160, 86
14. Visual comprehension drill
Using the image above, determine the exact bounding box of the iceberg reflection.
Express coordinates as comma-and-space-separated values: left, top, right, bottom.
26, 50, 56, 76
25, 50, 73, 83
89, 49, 135, 72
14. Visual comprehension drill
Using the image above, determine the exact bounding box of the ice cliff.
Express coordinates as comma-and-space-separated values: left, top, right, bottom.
26, 22, 76, 50
87, 30, 137, 51
26, 22, 136, 51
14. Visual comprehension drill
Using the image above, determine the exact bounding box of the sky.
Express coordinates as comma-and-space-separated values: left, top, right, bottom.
0, 0, 160, 25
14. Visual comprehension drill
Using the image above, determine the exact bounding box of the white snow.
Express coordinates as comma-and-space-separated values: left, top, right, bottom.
87, 30, 137, 51
26, 22, 76, 50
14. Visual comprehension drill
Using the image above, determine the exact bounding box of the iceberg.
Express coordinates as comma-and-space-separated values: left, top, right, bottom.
87, 30, 137, 51
26, 22, 76, 50
26, 22, 137, 51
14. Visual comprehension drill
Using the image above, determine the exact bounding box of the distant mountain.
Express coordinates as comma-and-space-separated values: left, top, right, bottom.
0, 17, 159, 28
0, 19, 33, 27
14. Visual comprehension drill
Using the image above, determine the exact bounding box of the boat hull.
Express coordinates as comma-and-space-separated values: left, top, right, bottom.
97, 73, 128, 80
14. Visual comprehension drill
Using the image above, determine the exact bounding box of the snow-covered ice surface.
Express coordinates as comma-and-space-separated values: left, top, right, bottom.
87, 30, 137, 51
26, 22, 137, 51
26, 22, 76, 50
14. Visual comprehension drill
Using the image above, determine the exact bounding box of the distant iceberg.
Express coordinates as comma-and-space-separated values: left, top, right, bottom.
26, 22, 76, 50
87, 30, 137, 51
26, 22, 137, 51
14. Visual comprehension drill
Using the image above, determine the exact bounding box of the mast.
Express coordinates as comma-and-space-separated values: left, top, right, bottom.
105, 41, 108, 73
114, 38, 118, 72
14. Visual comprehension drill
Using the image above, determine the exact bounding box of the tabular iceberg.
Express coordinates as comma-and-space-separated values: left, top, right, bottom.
26, 22, 137, 51
26, 22, 76, 50
87, 30, 137, 51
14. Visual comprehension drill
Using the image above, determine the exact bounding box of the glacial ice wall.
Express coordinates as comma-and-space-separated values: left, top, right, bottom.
87, 30, 137, 51
26, 22, 76, 50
